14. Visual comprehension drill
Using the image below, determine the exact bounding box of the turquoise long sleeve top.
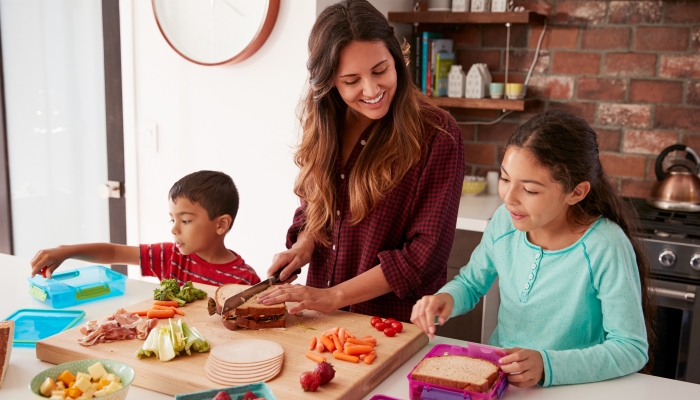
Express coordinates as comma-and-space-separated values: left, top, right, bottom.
438, 205, 648, 387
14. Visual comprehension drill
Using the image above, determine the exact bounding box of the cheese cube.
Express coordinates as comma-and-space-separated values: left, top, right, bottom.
93, 389, 106, 397
87, 362, 107, 381
57, 370, 76, 386
103, 373, 120, 383
73, 377, 91, 393
76, 372, 92, 382
82, 387, 96, 398
67, 388, 82, 398
103, 381, 122, 394
90, 382, 99, 390
51, 389, 66, 398
56, 381, 66, 390
49, 396, 64, 400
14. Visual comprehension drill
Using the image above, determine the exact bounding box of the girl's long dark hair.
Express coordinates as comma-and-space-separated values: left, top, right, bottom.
507, 110, 656, 373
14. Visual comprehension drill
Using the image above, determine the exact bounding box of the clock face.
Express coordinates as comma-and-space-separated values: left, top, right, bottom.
152, 0, 279, 66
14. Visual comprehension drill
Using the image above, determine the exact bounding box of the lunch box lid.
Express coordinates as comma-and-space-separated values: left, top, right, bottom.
3, 308, 85, 347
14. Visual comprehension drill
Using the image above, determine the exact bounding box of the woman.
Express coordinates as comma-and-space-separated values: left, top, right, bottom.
259, 0, 464, 323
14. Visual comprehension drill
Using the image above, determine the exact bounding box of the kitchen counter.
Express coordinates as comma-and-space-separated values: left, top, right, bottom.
2, 253, 700, 399
456, 193, 503, 232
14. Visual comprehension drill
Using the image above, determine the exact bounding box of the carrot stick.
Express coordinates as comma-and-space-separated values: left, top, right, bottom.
309, 337, 317, 351
152, 305, 185, 316
153, 301, 180, 308
333, 350, 360, 363
132, 310, 148, 316
338, 328, 347, 348
306, 352, 326, 363
345, 345, 374, 356
347, 338, 375, 347
345, 329, 356, 338
316, 341, 326, 353
359, 336, 377, 345
319, 334, 336, 352
332, 332, 342, 352
359, 354, 367, 360
147, 309, 175, 319
364, 352, 377, 365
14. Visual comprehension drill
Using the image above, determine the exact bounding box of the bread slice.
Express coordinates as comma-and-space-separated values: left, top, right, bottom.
214, 284, 286, 331
0, 320, 14, 388
411, 355, 499, 393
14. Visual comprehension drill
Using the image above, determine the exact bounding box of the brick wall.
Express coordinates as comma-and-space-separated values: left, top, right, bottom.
442, 0, 700, 198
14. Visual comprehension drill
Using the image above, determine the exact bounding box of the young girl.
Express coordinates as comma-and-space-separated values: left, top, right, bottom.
411, 110, 655, 388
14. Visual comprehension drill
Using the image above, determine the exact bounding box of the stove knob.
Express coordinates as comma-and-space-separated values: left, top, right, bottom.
659, 250, 676, 268
691, 254, 700, 272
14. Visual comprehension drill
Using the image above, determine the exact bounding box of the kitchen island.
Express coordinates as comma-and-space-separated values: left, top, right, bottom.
2, 253, 699, 399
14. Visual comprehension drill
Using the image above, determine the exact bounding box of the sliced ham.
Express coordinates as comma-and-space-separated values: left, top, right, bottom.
78, 308, 157, 346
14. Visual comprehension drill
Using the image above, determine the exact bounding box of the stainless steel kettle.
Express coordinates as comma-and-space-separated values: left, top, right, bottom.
647, 144, 700, 212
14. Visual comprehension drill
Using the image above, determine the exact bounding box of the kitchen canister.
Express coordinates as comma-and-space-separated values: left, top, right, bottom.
427, 0, 451, 11
452, 0, 469, 12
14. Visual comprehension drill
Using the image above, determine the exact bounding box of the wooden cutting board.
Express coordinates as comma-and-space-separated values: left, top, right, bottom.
36, 284, 429, 399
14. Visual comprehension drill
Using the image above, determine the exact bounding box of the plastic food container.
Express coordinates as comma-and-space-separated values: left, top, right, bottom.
4, 308, 85, 347
174, 382, 277, 400
407, 343, 509, 400
26, 265, 127, 308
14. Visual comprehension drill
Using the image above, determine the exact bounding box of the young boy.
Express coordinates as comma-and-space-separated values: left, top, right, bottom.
29, 170, 261, 286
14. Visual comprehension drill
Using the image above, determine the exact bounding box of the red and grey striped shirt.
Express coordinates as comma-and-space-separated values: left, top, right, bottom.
139, 243, 261, 286
286, 107, 464, 322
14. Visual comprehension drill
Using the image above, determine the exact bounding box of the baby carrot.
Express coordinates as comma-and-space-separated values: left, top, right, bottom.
346, 338, 375, 347
364, 352, 377, 365
319, 334, 336, 352
316, 341, 326, 353
309, 337, 317, 351
359, 336, 377, 345
323, 327, 340, 336
147, 309, 175, 319
345, 345, 374, 356
344, 329, 356, 339
333, 350, 360, 363
152, 305, 185, 316
153, 301, 180, 308
338, 328, 347, 348
332, 332, 342, 352
359, 354, 367, 360
132, 310, 148, 316
306, 352, 326, 363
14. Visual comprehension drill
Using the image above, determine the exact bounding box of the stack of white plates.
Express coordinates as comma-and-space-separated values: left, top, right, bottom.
204, 339, 284, 385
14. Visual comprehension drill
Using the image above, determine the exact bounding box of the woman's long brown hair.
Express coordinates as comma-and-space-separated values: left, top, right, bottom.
507, 110, 657, 373
295, 0, 443, 246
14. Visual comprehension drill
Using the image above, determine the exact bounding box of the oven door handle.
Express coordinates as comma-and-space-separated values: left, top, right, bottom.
648, 286, 695, 303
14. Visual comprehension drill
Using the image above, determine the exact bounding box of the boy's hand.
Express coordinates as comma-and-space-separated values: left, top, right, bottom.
410, 293, 454, 339
30, 247, 69, 278
499, 348, 545, 388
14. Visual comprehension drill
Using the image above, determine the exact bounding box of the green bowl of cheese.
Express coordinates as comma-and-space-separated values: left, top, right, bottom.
29, 359, 134, 400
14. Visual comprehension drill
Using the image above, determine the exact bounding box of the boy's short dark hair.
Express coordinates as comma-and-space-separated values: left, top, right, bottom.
169, 171, 239, 230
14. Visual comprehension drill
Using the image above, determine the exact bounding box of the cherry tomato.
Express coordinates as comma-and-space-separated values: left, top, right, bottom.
370, 317, 383, 327
391, 321, 403, 333
383, 328, 396, 337
384, 318, 397, 324
375, 322, 389, 331
41, 267, 48, 279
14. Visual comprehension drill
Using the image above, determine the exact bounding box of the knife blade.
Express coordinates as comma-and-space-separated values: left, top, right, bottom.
221, 268, 302, 315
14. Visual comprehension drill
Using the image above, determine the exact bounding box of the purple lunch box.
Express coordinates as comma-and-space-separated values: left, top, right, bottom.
407, 342, 509, 400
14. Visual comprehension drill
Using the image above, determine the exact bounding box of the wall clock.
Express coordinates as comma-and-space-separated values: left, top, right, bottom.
152, 0, 280, 66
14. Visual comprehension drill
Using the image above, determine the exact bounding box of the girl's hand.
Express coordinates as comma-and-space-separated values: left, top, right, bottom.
257, 283, 340, 314
30, 247, 69, 278
267, 233, 314, 282
499, 347, 544, 388
410, 293, 454, 339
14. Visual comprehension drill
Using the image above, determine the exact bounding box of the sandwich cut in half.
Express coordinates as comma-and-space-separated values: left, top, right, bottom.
214, 284, 286, 331
411, 355, 500, 394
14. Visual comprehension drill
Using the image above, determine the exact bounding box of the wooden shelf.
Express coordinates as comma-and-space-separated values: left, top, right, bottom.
430, 97, 525, 111
388, 11, 545, 24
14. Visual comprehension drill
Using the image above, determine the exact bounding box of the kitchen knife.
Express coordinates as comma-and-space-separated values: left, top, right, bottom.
221, 268, 302, 315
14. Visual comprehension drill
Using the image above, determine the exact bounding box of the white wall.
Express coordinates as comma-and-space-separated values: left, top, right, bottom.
121, 0, 414, 281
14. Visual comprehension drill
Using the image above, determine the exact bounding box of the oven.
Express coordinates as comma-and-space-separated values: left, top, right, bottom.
629, 197, 700, 383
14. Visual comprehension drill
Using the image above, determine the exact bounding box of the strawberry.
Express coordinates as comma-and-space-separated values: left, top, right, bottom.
300, 371, 321, 392
314, 361, 336, 385
212, 391, 232, 400
241, 391, 257, 400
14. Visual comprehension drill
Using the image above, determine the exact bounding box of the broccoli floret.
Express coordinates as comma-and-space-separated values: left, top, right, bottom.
154, 287, 186, 307
159, 278, 181, 294
176, 281, 207, 303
